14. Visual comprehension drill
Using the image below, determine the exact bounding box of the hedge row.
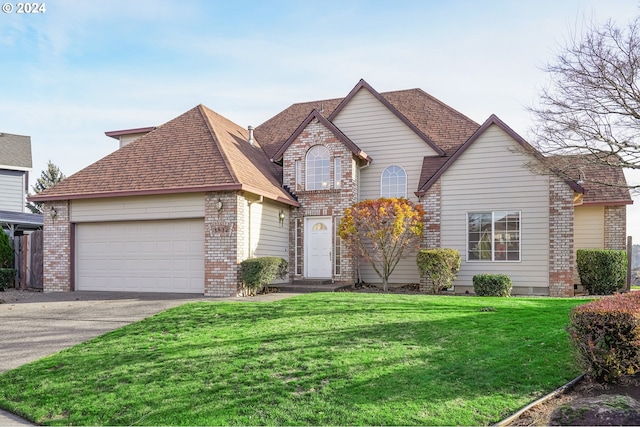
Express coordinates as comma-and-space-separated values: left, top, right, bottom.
568, 292, 640, 383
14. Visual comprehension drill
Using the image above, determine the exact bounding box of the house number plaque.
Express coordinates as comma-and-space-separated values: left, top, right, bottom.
207, 222, 235, 237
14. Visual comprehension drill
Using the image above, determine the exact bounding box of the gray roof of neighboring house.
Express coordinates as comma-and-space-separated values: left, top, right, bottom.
0, 132, 32, 169
0, 210, 43, 232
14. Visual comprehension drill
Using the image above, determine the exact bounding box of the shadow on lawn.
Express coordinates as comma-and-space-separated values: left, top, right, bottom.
0, 294, 582, 425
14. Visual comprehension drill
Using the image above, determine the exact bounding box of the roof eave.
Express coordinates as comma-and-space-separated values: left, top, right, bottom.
28, 184, 245, 202
29, 183, 301, 207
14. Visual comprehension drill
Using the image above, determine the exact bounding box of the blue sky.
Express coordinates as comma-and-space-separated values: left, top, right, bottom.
1, 0, 639, 239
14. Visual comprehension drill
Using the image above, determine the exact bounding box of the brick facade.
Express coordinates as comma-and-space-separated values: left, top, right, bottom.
283, 118, 359, 283
42, 201, 71, 292
548, 178, 575, 297
419, 180, 441, 293
604, 205, 627, 250
204, 191, 246, 297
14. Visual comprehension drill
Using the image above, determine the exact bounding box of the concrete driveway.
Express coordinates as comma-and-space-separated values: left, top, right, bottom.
0, 289, 296, 425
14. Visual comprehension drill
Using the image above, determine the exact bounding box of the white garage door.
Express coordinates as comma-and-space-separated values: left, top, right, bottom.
76, 219, 204, 293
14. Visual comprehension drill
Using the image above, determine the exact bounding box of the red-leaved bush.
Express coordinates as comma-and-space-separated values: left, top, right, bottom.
567, 292, 640, 383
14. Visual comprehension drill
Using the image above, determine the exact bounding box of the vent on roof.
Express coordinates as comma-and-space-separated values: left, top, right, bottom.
248, 125, 255, 146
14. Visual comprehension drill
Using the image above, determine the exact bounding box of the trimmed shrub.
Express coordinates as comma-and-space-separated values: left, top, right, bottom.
473, 274, 512, 297
240, 257, 288, 296
0, 268, 15, 291
416, 249, 461, 294
0, 231, 12, 268
576, 249, 627, 295
567, 292, 640, 383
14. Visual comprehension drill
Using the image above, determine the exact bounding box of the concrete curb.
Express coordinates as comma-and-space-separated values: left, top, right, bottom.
495, 374, 586, 426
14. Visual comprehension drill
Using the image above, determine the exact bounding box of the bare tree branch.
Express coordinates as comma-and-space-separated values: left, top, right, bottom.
529, 15, 640, 190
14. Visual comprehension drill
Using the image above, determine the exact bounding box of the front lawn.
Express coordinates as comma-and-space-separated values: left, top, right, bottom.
0, 293, 586, 426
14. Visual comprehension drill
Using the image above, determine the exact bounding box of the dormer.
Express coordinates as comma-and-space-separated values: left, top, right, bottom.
105, 126, 155, 149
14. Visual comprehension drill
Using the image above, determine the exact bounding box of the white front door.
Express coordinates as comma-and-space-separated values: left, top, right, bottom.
305, 217, 332, 278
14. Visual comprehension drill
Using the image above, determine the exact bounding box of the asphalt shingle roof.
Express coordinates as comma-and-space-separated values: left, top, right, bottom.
29, 82, 632, 207
32, 105, 297, 205
255, 88, 479, 160
0, 133, 32, 169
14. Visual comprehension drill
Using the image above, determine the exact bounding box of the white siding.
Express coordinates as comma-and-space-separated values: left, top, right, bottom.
70, 193, 205, 222
332, 88, 436, 285
245, 199, 290, 283
332, 88, 437, 204
0, 169, 25, 212
119, 132, 149, 148
439, 125, 551, 294
574, 205, 605, 284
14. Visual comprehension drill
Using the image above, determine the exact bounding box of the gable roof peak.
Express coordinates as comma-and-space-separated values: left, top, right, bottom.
328, 79, 446, 156
271, 107, 371, 163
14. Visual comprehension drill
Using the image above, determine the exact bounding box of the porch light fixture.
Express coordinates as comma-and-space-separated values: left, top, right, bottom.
576, 167, 585, 186
49, 206, 57, 220
278, 209, 285, 226
216, 198, 223, 213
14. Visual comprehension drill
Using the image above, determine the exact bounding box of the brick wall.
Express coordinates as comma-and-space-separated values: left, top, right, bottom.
42, 201, 71, 292
204, 191, 244, 296
419, 180, 441, 293
604, 205, 627, 250
548, 178, 574, 297
282, 118, 359, 283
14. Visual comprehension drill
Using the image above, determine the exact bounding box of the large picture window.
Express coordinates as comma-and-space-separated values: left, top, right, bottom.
381, 165, 407, 198
306, 146, 330, 190
467, 211, 520, 262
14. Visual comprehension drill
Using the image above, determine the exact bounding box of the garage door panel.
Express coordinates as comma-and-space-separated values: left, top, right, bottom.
76, 219, 204, 293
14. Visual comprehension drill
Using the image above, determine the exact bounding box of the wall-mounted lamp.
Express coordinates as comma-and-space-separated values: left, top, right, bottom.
278, 209, 286, 226
576, 167, 585, 186
50, 206, 57, 220
216, 198, 223, 213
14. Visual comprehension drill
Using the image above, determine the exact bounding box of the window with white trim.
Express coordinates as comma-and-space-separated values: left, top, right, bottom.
467, 211, 521, 262
334, 216, 342, 275
295, 160, 302, 191
381, 165, 407, 198
334, 157, 341, 189
306, 146, 330, 190
295, 218, 302, 275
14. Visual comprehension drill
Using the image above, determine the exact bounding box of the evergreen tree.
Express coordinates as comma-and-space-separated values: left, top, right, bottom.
26, 160, 66, 214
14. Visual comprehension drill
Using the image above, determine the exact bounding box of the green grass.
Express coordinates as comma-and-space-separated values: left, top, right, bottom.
0, 293, 587, 426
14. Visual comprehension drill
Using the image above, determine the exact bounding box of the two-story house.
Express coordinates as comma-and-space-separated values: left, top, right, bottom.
31, 79, 632, 296
0, 132, 43, 238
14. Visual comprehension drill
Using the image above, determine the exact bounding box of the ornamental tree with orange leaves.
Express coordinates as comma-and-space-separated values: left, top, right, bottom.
338, 198, 424, 292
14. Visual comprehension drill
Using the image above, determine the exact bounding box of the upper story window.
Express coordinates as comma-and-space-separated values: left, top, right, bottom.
381, 165, 407, 198
306, 145, 330, 190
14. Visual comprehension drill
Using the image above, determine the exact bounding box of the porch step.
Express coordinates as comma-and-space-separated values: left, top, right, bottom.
271, 280, 351, 293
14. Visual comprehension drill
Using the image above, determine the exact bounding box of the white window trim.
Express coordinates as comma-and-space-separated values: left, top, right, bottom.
295, 160, 302, 191
380, 165, 407, 198
334, 157, 341, 189
466, 211, 522, 263
305, 145, 330, 191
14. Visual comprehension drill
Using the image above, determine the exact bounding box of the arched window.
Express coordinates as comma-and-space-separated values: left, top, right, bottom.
381, 165, 407, 198
306, 145, 330, 190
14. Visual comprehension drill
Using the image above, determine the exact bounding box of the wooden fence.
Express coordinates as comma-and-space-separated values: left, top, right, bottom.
13, 230, 43, 290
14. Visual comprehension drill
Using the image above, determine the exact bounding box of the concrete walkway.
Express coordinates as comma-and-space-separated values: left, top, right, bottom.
0, 289, 298, 425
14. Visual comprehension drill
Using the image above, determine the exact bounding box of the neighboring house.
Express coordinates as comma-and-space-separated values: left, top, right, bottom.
30, 79, 632, 296
0, 132, 43, 237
